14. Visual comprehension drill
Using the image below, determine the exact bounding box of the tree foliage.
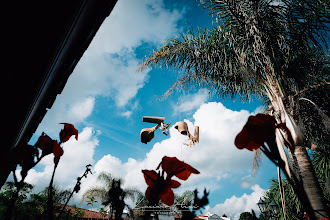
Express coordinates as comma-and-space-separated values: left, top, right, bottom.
263, 178, 303, 219
239, 211, 253, 220
312, 152, 330, 200
0, 182, 72, 220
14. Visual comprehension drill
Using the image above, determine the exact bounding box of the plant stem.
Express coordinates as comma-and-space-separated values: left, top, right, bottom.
58, 189, 75, 219
47, 162, 59, 220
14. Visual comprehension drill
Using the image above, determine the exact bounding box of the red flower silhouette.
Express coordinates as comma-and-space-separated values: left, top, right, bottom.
59, 123, 78, 143
235, 113, 277, 151
34, 133, 63, 164
53, 142, 63, 165
142, 169, 180, 206
157, 156, 200, 180
142, 156, 200, 206
35, 134, 55, 157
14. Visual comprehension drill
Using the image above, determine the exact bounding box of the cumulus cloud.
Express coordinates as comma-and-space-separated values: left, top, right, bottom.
173, 89, 209, 114
88, 0, 184, 56
35, 0, 184, 136
240, 175, 256, 189
205, 184, 266, 220
68, 97, 95, 123
26, 101, 259, 212
85, 102, 255, 195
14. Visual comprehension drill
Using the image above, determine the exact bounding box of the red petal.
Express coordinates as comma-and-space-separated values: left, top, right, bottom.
235, 114, 276, 151
160, 188, 174, 206
184, 162, 200, 174
34, 134, 54, 155
175, 162, 200, 181
53, 141, 63, 164
234, 128, 251, 149
59, 123, 78, 143
161, 156, 184, 174
169, 180, 181, 189
245, 141, 260, 151
175, 169, 192, 181
142, 170, 158, 187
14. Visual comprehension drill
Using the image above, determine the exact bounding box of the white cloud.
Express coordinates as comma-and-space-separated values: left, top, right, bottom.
240, 175, 255, 189
174, 89, 209, 114
251, 106, 265, 115
26, 102, 259, 211
88, 0, 184, 55
205, 184, 265, 220
121, 110, 133, 118
68, 97, 95, 123
86, 101, 255, 195
35, 0, 184, 136
121, 100, 139, 118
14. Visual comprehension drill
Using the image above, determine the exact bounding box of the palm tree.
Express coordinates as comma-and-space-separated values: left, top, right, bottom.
82, 172, 140, 216
138, 0, 330, 218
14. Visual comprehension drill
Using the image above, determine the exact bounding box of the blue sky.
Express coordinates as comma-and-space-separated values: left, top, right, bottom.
24, 0, 278, 219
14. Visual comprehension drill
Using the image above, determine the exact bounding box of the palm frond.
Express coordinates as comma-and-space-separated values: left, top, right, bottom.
123, 188, 142, 203
81, 187, 107, 203
97, 172, 113, 186
139, 26, 265, 101
139, 0, 329, 102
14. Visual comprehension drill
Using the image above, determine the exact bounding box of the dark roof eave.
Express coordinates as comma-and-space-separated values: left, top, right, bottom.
13, 0, 117, 150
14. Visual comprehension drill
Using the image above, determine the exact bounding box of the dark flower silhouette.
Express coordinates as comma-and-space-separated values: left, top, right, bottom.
142, 156, 200, 207
0, 123, 78, 220
35, 133, 56, 156
52, 141, 63, 165
234, 113, 277, 151
59, 123, 78, 143
34, 133, 63, 165
157, 156, 200, 180
142, 169, 181, 206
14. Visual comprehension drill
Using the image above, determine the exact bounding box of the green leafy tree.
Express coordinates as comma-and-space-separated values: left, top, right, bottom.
0, 181, 34, 219
98, 207, 108, 219
69, 205, 84, 219
263, 178, 303, 219
312, 152, 330, 201
27, 184, 71, 219
0, 182, 73, 220
239, 211, 253, 220
139, 0, 330, 218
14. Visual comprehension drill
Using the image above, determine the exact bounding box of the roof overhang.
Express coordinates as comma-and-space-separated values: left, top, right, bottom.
1, 0, 117, 165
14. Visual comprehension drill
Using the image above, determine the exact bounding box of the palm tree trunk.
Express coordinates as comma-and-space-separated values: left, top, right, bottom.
294, 146, 329, 218
271, 94, 329, 218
